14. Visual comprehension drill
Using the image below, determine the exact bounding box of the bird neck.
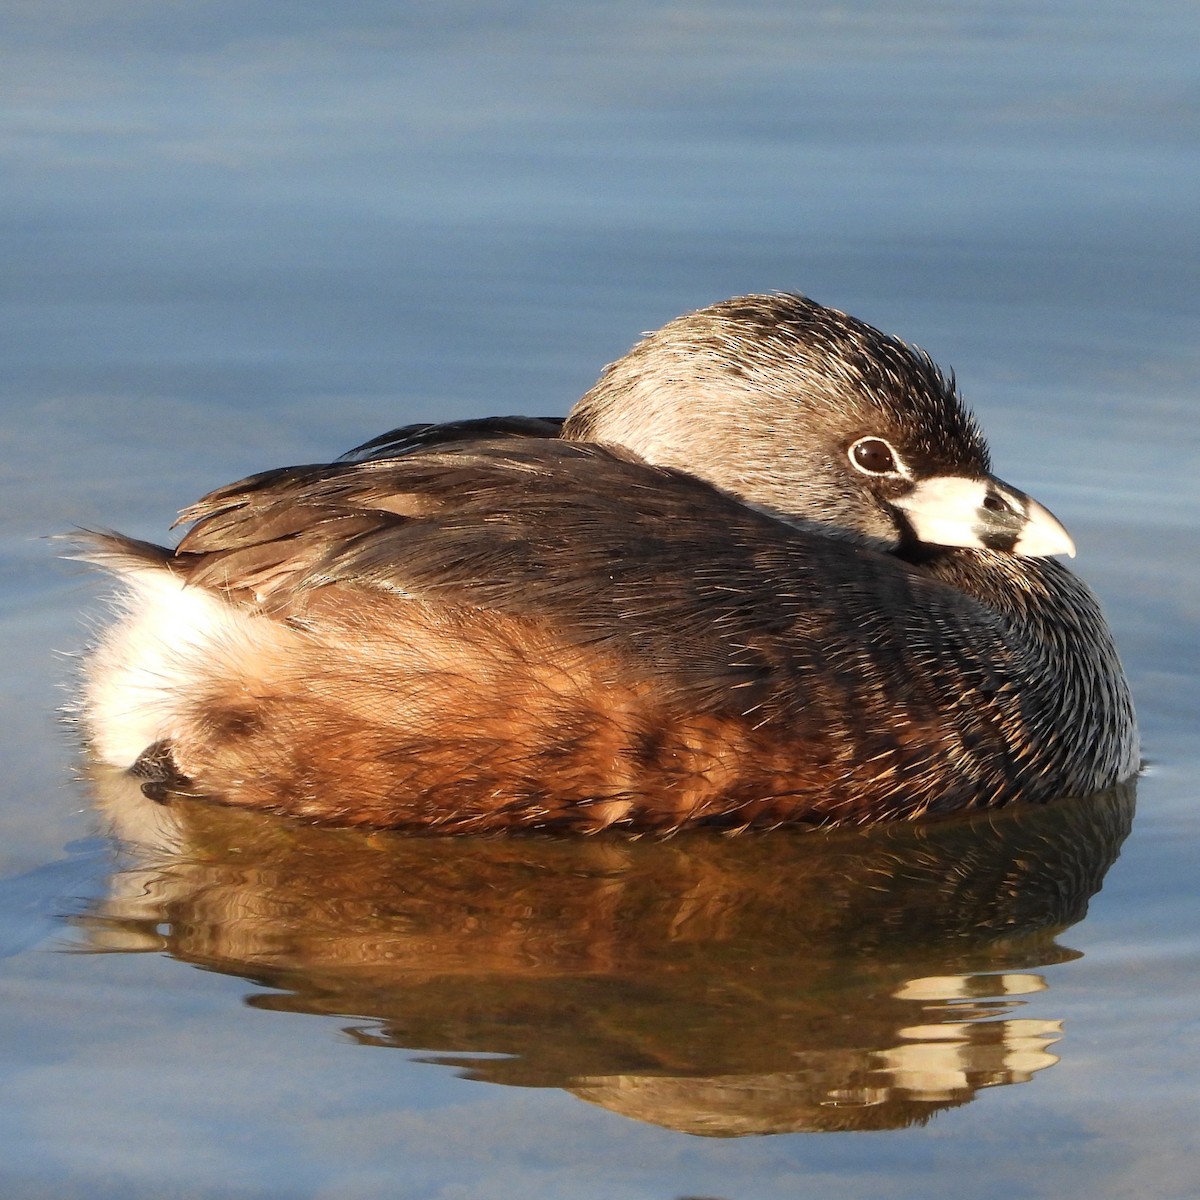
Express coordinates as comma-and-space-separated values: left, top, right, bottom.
919, 551, 1104, 650
918, 548, 1139, 785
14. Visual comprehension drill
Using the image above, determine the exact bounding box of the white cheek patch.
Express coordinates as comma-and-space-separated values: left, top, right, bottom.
893, 476, 991, 550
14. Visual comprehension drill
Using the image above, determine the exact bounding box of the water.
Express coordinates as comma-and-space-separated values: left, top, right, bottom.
2, 2, 1198, 1196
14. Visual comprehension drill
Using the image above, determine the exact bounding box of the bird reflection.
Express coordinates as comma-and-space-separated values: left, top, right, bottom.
75, 770, 1134, 1135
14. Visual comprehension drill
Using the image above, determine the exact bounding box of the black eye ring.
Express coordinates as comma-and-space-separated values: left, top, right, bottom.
849, 436, 902, 476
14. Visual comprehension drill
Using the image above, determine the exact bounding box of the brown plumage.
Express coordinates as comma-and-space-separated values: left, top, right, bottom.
77, 294, 1138, 831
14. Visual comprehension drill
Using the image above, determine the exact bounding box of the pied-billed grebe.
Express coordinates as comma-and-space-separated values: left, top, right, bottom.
78, 293, 1138, 832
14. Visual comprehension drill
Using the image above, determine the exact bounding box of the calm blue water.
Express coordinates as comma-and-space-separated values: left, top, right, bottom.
2, 3, 1198, 1197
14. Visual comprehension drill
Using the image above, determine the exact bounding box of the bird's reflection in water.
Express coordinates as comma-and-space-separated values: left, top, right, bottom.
76, 771, 1135, 1135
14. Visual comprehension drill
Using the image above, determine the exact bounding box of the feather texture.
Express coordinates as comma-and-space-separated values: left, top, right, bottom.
76, 294, 1138, 831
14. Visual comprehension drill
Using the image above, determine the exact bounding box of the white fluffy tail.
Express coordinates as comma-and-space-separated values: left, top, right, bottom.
78, 535, 284, 770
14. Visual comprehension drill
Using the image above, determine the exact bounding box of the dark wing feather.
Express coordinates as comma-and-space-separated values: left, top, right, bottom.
339, 416, 565, 462
166, 438, 1020, 738
169, 418, 565, 595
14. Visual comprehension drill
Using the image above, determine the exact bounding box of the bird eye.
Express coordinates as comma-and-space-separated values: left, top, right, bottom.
849, 437, 901, 476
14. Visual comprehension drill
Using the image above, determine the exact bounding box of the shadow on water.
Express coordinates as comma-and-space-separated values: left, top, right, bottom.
72, 769, 1135, 1135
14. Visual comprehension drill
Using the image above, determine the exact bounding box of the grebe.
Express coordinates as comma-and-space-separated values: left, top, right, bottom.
78, 293, 1138, 832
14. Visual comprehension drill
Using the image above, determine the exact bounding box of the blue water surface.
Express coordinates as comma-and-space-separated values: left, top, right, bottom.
1, 3, 1198, 1197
